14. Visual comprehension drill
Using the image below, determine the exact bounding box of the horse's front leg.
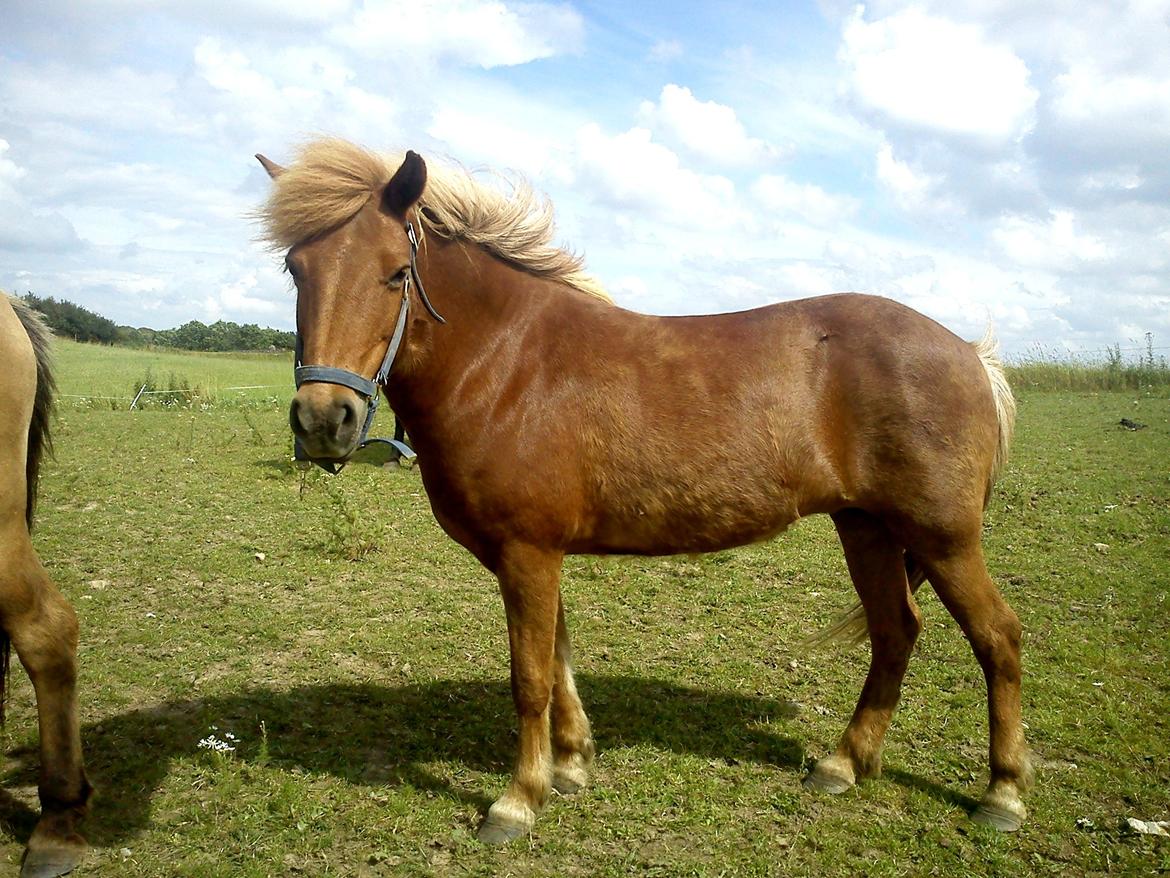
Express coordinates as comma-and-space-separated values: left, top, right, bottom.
478, 543, 563, 844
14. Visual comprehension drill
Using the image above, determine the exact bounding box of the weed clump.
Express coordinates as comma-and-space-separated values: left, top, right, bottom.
131, 369, 207, 408
1008, 332, 1169, 391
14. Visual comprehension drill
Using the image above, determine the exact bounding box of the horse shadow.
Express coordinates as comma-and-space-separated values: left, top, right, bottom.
0, 674, 807, 847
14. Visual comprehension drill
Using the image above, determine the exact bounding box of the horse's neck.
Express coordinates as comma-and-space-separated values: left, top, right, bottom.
386, 237, 586, 435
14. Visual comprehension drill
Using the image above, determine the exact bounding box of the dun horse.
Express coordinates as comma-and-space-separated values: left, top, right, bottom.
0, 296, 90, 878
257, 139, 1032, 843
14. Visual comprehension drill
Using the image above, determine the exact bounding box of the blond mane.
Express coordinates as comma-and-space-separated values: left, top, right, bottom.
257, 137, 611, 303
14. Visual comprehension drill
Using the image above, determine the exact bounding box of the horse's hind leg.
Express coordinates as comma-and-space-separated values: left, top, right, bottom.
478, 544, 562, 845
920, 539, 1032, 831
2, 529, 91, 878
805, 509, 921, 794
550, 597, 594, 795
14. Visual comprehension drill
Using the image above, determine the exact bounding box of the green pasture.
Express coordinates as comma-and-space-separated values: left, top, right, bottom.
52, 339, 294, 408
2, 344, 1167, 876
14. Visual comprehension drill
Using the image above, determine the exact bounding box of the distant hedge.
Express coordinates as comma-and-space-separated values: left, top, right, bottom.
123, 319, 295, 352
21, 292, 119, 344
18, 293, 294, 352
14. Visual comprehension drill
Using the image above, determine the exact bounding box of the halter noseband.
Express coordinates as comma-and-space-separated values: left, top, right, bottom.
293, 220, 443, 472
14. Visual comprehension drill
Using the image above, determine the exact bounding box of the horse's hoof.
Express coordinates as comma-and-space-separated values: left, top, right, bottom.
477, 818, 528, 845
478, 795, 537, 845
20, 844, 85, 878
802, 769, 853, 795
802, 755, 856, 795
552, 774, 584, 795
972, 801, 1024, 832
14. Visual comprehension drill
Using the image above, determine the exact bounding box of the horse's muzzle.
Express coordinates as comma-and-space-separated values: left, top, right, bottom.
290, 383, 368, 460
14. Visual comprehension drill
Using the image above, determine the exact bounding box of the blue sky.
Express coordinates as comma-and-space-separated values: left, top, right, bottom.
2, 0, 1169, 357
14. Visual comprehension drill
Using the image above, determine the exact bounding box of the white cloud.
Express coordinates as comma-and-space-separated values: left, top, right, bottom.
1051, 64, 1170, 135
639, 84, 776, 166
648, 39, 683, 62
992, 210, 1110, 270
0, 58, 197, 138
0, 213, 83, 253
751, 174, 858, 226
427, 107, 569, 180
574, 124, 739, 229
329, 0, 583, 68
0, 140, 27, 195
209, 271, 283, 318
0, 139, 83, 253
192, 38, 400, 148
874, 141, 945, 212
840, 6, 1037, 148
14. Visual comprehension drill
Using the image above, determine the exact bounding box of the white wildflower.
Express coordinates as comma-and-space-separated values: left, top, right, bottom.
198, 728, 238, 753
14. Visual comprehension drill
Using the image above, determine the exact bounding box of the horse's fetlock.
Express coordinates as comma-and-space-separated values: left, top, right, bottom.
552, 751, 591, 795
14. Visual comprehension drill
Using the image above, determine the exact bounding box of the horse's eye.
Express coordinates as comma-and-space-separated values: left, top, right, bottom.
386, 268, 408, 287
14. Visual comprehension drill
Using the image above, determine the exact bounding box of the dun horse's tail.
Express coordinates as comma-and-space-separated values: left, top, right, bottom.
810, 327, 1016, 648
12, 296, 57, 530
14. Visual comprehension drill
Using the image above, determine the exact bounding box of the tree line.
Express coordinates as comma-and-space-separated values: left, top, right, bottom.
18, 293, 295, 351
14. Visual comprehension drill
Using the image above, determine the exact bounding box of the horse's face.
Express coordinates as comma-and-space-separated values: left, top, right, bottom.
266, 152, 427, 461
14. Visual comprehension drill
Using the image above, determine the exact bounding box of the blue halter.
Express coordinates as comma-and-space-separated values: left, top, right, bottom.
293, 221, 443, 472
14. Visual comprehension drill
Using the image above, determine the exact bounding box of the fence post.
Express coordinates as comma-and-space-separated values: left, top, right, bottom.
129, 383, 148, 410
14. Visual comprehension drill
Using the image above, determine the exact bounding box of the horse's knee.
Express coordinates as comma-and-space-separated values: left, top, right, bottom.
966, 602, 1022, 681
510, 684, 551, 724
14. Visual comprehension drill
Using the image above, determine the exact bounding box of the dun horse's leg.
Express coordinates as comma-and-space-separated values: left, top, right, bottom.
550, 598, 593, 795
805, 509, 921, 794
479, 544, 562, 844
922, 541, 1032, 831
2, 532, 91, 878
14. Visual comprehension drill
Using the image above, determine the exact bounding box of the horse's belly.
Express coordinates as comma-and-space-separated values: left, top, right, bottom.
578, 484, 803, 556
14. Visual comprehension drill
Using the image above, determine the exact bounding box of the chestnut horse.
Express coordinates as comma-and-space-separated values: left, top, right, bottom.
0, 296, 90, 878
256, 139, 1031, 843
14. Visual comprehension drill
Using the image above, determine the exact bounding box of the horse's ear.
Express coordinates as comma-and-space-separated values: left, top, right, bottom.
383, 151, 427, 216
256, 154, 284, 179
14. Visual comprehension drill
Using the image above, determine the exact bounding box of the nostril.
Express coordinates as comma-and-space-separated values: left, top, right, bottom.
289, 398, 304, 434
339, 398, 358, 429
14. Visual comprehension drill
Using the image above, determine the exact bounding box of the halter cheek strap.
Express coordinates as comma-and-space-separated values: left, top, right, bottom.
408, 222, 445, 324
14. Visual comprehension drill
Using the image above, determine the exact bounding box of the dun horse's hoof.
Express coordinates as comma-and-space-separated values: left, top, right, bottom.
21, 814, 88, 878
802, 770, 852, 795
552, 755, 590, 795
972, 801, 1025, 832
20, 842, 86, 878
552, 774, 584, 795
802, 755, 856, 795
477, 818, 528, 845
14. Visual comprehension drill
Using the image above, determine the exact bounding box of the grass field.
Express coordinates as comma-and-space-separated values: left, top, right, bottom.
51, 339, 294, 408
1, 343, 1167, 876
